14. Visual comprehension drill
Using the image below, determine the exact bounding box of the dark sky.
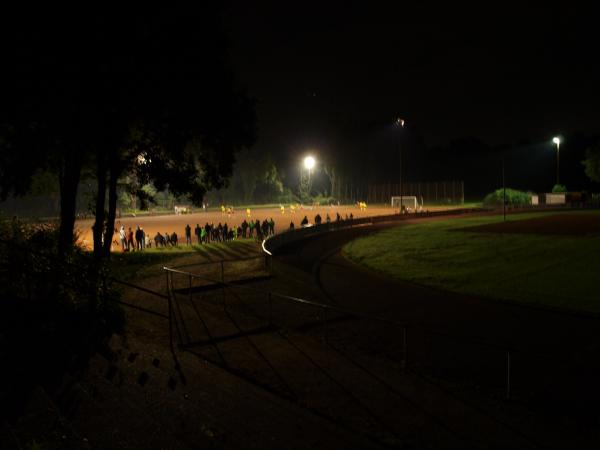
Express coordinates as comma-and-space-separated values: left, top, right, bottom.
224, 3, 599, 154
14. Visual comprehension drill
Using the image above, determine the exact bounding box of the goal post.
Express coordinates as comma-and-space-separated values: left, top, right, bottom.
391, 196, 419, 211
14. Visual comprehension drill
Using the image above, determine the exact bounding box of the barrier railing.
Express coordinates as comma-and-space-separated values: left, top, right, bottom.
263, 207, 481, 255
163, 263, 518, 399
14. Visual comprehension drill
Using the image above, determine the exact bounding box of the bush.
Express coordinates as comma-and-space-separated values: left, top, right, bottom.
483, 188, 532, 207
552, 184, 567, 193
0, 219, 124, 420
312, 195, 338, 205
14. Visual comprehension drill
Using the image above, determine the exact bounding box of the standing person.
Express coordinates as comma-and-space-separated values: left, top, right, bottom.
204, 223, 211, 243
269, 218, 275, 235
326, 213, 331, 223
195, 224, 201, 244
314, 214, 322, 225
135, 226, 143, 251
241, 219, 248, 238
200, 226, 207, 244
119, 225, 126, 252
185, 224, 192, 246
165, 231, 172, 246
171, 231, 178, 246
301, 216, 309, 227
126, 227, 135, 251
255, 219, 261, 239
248, 220, 254, 238
141, 227, 146, 250
289, 221, 295, 230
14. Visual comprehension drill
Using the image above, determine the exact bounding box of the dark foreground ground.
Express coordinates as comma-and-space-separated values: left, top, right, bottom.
4, 211, 600, 449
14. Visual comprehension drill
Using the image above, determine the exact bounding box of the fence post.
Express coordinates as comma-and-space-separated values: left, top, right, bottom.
506, 350, 511, 400
323, 307, 328, 344
401, 326, 408, 373
268, 292, 272, 326
166, 270, 173, 351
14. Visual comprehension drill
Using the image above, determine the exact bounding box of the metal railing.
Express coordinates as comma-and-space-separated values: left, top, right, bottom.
163, 263, 518, 399
262, 207, 481, 255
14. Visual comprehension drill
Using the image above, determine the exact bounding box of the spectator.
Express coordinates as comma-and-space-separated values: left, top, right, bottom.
119, 226, 126, 251
171, 231, 178, 246
185, 224, 192, 245
301, 216, 309, 227
135, 226, 143, 251
126, 227, 134, 251
195, 224, 201, 244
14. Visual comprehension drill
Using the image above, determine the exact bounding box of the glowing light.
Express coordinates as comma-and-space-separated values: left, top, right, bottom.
396, 118, 405, 127
303, 156, 316, 170
552, 137, 561, 146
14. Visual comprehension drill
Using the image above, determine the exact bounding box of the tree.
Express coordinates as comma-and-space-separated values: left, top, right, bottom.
1, 10, 256, 259
582, 143, 600, 183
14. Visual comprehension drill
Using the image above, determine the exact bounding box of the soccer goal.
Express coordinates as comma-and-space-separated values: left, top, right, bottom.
391, 196, 419, 211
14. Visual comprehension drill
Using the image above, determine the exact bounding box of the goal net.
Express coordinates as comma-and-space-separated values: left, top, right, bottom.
391, 196, 419, 211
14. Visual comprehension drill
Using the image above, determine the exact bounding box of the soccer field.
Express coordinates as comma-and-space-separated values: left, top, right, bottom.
75, 204, 385, 250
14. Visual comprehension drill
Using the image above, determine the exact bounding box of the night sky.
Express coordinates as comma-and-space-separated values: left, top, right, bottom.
225, 4, 599, 156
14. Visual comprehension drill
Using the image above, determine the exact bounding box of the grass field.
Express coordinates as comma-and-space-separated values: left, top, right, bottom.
343, 211, 600, 314
109, 239, 262, 281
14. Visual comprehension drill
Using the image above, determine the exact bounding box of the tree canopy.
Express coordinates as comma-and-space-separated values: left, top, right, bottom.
0, 10, 256, 254
582, 143, 600, 183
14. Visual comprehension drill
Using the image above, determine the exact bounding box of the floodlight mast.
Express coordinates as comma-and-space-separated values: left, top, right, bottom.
395, 118, 405, 212
303, 155, 316, 196
552, 137, 561, 185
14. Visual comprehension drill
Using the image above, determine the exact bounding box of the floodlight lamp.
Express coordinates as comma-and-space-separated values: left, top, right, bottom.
303, 156, 316, 170
396, 118, 405, 127
552, 137, 560, 145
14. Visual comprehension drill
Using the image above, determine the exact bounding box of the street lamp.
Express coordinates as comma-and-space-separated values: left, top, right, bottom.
395, 118, 405, 212
552, 137, 561, 185
303, 155, 316, 197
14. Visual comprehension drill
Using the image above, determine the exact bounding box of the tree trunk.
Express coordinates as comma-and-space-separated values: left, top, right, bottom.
102, 161, 119, 258
58, 153, 82, 255
93, 153, 107, 259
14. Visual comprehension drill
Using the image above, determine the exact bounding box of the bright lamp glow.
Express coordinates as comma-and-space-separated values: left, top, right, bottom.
303, 156, 316, 170
396, 118, 405, 127
552, 137, 561, 145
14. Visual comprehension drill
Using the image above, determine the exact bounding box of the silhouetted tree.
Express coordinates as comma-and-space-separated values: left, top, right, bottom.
582, 143, 600, 183
1, 10, 256, 258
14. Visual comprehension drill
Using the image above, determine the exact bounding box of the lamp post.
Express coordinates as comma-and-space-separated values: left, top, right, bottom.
395, 118, 405, 212
552, 137, 561, 186
303, 155, 316, 198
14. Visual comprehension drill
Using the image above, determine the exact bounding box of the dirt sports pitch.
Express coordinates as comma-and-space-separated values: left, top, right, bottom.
75, 204, 455, 251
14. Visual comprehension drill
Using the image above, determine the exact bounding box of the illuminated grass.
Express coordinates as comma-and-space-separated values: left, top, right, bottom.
110, 239, 259, 281
343, 211, 600, 313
